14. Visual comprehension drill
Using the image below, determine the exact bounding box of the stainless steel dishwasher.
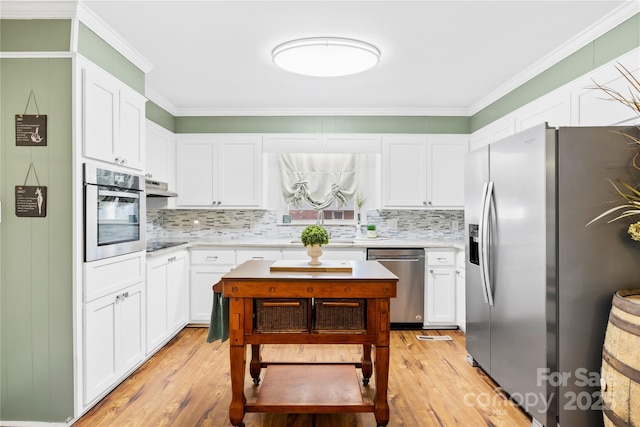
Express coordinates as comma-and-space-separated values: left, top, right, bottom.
367, 248, 425, 326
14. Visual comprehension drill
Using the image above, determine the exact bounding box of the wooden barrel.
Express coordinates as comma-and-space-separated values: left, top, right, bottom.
601, 289, 640, 426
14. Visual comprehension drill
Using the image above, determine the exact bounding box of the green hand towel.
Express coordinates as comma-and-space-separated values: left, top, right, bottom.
207, 291, 229, 343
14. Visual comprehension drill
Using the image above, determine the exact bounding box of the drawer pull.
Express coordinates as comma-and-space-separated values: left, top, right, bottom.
206, 256, 219, 261
321, 302, 360, 308
262, 301, 300, 307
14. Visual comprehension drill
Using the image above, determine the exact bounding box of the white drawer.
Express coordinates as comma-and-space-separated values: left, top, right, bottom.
427, 251, 455, 266
84, 252, 145, 302
236, 249, 282, 264
190, 249, 236, 265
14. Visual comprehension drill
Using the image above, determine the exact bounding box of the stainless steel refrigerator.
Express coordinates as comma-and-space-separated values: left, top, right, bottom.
464, 123, 640, 427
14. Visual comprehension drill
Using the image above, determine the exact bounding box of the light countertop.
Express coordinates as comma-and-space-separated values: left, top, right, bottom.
146, 237, 464, 256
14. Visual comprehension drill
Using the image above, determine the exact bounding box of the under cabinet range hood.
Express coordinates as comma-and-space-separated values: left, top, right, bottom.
145, 179, 178, 197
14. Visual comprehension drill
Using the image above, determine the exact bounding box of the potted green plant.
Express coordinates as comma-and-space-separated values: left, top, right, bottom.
300, 225, 329, 265
366, 224, 377, 238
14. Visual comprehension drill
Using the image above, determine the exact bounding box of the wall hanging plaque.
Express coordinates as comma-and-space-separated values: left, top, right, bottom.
15, 162, 47, 218
15, 90, 47, 146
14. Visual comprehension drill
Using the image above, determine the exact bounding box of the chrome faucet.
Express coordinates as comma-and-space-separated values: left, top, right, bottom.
316, 209, 325, 226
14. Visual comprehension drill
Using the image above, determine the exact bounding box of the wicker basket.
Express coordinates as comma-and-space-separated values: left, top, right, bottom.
314, 299, 366, 331
255, 298, 309, 332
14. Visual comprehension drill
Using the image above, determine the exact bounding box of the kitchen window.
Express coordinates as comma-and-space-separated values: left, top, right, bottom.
278, 153, 364, 224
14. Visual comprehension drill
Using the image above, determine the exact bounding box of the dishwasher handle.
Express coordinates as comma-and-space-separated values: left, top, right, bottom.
369, 257, 422, 262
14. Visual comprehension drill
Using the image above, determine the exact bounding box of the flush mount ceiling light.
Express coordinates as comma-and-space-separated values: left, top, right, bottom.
272, 37, 381, 77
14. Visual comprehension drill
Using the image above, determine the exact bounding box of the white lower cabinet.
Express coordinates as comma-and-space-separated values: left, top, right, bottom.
190, 249, 235, 323
146, 250, 189, 354
424, 250, 457, 328
84, 282, 144, 404
455, 250, 466, 332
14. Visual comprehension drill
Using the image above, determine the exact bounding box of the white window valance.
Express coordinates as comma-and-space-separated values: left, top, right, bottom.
279, 153, 358, 210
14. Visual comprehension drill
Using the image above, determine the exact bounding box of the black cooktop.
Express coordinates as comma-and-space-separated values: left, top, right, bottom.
146, 241, 188, 252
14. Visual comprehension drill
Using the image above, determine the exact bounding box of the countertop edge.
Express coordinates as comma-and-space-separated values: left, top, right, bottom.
147, 239, 464, 256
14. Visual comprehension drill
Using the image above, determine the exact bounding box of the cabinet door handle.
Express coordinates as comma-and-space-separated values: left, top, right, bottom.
429, 269, 434, 273
321, 301, 360, 308
262, 301, 300, 307
122, 291, 129, 298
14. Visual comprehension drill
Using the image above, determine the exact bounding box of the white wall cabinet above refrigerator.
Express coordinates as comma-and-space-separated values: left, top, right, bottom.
176, 135, 262, 208
381, 135, 468, 209
82, 67, 146, 171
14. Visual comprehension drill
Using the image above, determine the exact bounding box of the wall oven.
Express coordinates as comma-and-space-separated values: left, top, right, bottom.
84, 163, 145, 262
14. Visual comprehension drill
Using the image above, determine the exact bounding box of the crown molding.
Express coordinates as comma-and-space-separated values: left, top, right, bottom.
0, 1, 154, 73
0, 0, 77, 18
145, 86, 179, 116
469, 1, 640, 115
75, 2, 153, 73
0, 51, 74, 59
143, 86, 469, 117
170, 106, 470, 117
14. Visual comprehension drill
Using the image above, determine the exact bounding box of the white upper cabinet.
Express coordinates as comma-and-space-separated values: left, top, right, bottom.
83, 67, 146, 171
176, 134, 262, 208
426, 136, 468, 207
382, 134, 468, 208
145, 120, 175, 184
382, 135, 428, 207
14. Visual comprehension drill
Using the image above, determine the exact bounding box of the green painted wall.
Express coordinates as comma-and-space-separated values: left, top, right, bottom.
77, 22, 145, 95
146, 101, 176, 132
0, 58, 74, 423
0, 19, 71, 52
174, 115, 470, 134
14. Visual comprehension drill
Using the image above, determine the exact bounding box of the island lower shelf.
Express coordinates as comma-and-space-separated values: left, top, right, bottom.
244, 364, 375, 413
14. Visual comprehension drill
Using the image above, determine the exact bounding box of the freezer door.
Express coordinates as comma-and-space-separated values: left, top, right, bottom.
488, 123, 554, 424
464, 145, 491, 371
557, 126, 640, 427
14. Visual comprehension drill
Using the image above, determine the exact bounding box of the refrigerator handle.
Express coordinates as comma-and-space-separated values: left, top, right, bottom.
478, 182, 490, 305
482, 181, 495, 307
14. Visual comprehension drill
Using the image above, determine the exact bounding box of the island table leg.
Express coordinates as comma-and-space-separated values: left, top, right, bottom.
229, 344, 246, 426
361, 344, 372, 384
373, 345, 390, 426
249, 344, 261, 384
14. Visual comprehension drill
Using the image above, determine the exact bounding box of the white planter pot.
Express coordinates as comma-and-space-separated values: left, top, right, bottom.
306, 244, 323, 266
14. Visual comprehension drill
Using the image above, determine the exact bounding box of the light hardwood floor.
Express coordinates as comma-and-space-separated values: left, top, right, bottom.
73, 327, 531, 427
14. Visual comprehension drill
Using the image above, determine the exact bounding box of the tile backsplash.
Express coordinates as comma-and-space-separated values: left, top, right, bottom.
146, 209, 464, 242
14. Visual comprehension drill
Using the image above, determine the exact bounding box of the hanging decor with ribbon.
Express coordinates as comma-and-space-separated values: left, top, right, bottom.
15, 162, 47, 218
15, 90, 47, 146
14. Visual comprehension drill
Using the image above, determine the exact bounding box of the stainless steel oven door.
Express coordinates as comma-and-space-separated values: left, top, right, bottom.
84, 164, 145, 261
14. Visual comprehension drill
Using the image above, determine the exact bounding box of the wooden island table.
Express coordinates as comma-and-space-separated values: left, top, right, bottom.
220, 259, 398, 427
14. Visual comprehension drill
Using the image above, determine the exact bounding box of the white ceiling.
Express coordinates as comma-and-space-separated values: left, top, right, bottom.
68, 1, 640, 115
